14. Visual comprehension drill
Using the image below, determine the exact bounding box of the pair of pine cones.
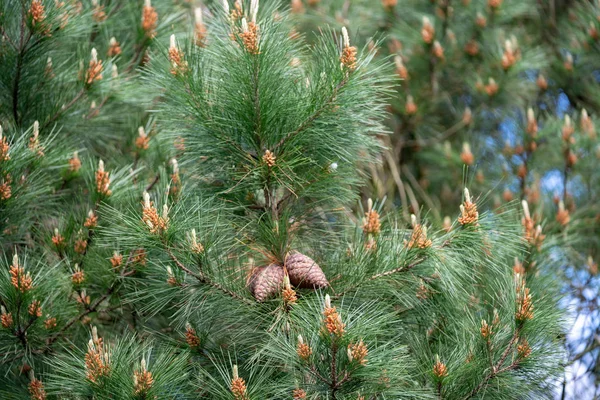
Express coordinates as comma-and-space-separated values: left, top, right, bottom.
247, 251, 328, 302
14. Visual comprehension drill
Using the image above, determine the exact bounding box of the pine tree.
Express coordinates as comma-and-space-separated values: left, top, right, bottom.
291, 0, 600, 396
0, 0, 571, 399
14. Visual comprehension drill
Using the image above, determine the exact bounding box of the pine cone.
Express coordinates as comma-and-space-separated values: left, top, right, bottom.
247, 263, 284, 302
285, 251, 328, 289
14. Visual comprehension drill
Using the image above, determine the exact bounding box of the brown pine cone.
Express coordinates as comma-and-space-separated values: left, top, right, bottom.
247, 263, 284, 302
285, 251, 328, 289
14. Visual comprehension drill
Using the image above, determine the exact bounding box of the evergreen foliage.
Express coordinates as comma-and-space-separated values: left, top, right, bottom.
0, 0, 595, 399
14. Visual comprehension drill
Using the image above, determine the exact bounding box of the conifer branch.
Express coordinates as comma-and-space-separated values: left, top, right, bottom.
166, 247, 254, 305
274, 77, 348, 150
462, 326, 523, 400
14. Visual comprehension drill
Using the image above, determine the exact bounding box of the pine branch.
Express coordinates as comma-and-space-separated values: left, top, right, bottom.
274, 77, 348, 151
462, 326, 523, 400
334, 257, 427, 298
42, 89, 86, 130
165, 247, 254, 305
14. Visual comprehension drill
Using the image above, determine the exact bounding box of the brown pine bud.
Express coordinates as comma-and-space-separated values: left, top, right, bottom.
556, 200, 570, 226
323, 295, 345, 337
433, 356, 448, 379
460, 142, 474, 165
480, 319, 492, 338
133, 359, 154, 395
405, 95, 417, 115
107, 37, 121, 57
231, 365, 249, 400
348, 340, 368, 365
421, 16, 435, 44
185, 323, 201, 348
68, 151, 81, 172
382, 0, 397, 10
296, 335, 313, 361
291, 0, 304, 14
485, 78, 499, 96
536, 74, 548, 90
51, 228, 65, 248
513, 257, 525, 275
464, 39, 479, 56
142, 0, 158, 38
282, 274, 297, 306
517, 338, 532, 358
72, 264, 85, 284
194, 8, 207, 46
488, 0, 502, 9
564, 53, 573, 71
92, 0, 107, 22
86, 48, 103, 85
0, 126, 10, 162
475, 12, 486, 28
44, 316, 57, 329
432, 40, 444, 60
28, 300, 42, 317
292, 388, 307, 399
340, 27, 357, 71
587, 256, 598, 276
95, 160, 112, 197
462, 107, 472, 125
407, 215, 432, 249
503, 188, 513, 202
362, 198, 381, 235
29, 1, 46, 26
28, 376, 47, 400
84, 210, 98, 228
262, 149, 276, 167
10, 254, 33, 292
240, 18, 260, 55
110, 251, 123, 268
458, 189, 478, 225
394, 55, 409, 80
1, 306, 13, 328
135, 126, 150, 150
515, 280, 534, 322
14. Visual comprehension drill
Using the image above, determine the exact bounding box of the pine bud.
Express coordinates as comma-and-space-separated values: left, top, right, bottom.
526, 108, 538, 136
421, 16, 435, 44
108, 37, 121, 57
460, 142, 474, 165
432, 40, 444, 60
562, 115, 574, 141
231, 365, 248, 400
475, 12, 486, 28
405, 95, 417, 115
135, 126, 149, 150
537, 73, 548, 90
86, 48, 103, 84
195, 7, 207, 46
340, 27, 357, 71
433, 355, 448, 379
564, 52, 573, 71
462, 107, 472, 125
190, 229, 204, 254
485, 78, 499, 96
394, 55, 409, 80
0, 125, 10, 162
556, 200, 570, 226
142, 0, 158, 38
